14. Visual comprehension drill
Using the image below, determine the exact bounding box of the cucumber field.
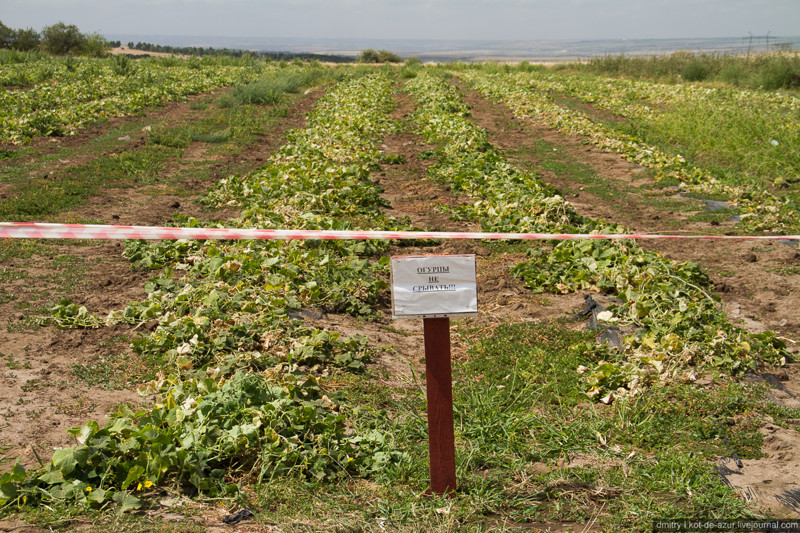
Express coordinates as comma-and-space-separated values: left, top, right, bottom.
1, 52, 800, 532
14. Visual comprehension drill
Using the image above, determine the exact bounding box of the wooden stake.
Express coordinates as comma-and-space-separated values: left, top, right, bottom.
423, 317, 456, 495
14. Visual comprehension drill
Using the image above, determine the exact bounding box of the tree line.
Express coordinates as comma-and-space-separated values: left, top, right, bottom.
125, 42, 353, 63
0, 20, 113, 56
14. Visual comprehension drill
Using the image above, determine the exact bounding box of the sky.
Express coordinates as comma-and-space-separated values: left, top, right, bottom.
1, 0, 798, 43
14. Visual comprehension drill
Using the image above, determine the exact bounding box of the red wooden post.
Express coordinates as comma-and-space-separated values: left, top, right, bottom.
423, 317, 457, 495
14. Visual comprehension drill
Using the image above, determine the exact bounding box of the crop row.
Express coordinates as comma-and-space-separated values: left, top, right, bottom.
0, 58, 268, 144
1, 73, 410, 511
405, 73, 582, 234
513, 68, 800, 118
461, 70, 800, 233
511, 69, 800, 191
405, 72, 788, 403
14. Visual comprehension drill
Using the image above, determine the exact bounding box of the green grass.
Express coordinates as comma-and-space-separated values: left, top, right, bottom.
229, 68, 327, 106
510, 138, 598, 191
71, 351, 159, 391
0, 147, 31, 160
551, 94, 629, 128
0, 143, 176, 221
187, 128, 231, 144
542, 63, 800, 199
147, 107, 255, 151
622, 99, 800, 195
449, 323, 786, 527
510, 136, 665, 211
687, 207, 739, 224
188, 97, 212, 111
643, 196, 704, 213
580, 51, 800, 91
507, 124, 747, 225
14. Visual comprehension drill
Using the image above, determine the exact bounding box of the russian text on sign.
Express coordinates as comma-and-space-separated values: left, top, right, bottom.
390, 255, 478, 319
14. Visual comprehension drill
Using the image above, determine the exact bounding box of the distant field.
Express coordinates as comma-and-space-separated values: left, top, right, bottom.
109, 46, 186, 59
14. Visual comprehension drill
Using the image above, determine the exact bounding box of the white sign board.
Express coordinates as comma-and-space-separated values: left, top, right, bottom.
391, 255, 478, 319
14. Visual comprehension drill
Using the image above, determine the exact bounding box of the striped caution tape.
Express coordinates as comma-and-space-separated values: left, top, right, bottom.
1, 222, 798, 242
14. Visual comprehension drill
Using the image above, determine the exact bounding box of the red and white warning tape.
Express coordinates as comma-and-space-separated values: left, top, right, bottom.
1, 222, 798, 242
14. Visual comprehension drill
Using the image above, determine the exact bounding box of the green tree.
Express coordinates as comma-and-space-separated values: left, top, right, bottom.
0, 21, 12, 49
40, 22, 87, 55
83, 32, 110, 57
357, 49, 380, 63
377, 49, 402, 63
357, 49, 402, 63
12, 28, 41, 51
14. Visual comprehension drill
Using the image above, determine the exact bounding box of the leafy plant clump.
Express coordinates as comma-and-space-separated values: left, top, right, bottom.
1, 372, 400, 511
513, 236, 788, 400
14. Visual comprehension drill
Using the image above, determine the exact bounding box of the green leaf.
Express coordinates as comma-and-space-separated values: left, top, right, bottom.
51, 448, 77, 477
8, 462, 26, 481
87, 487, 107, 505
38, 470, 66, 484
77, 421, 99, 445
113, 490, 142, 514
0, 481, 19, 504
121, 465, 145, 491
